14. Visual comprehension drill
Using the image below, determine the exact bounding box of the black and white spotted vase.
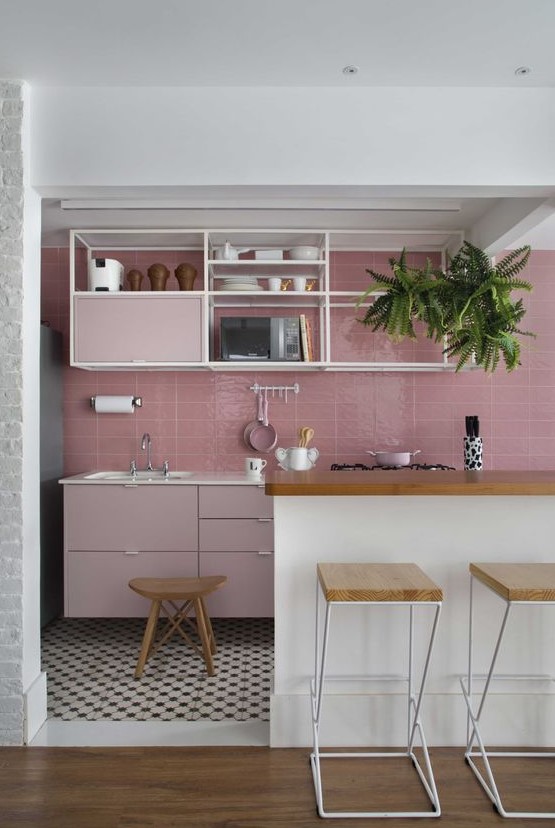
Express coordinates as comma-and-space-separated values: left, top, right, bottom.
464, 436, 483, 471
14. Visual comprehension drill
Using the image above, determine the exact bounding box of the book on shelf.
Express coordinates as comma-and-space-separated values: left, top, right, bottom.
299, 314, 314, 362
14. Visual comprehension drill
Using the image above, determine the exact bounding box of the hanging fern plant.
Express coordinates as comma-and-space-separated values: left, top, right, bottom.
440, 242, 533, 371
355, 249, 445, 342
356, 242, 534, 372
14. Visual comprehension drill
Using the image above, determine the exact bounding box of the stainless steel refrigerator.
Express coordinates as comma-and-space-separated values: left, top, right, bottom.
40, 325, 63, 627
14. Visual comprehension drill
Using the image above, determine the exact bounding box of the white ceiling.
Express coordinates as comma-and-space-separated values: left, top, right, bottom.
4, 0, 555, 248
2, 0, 554, 88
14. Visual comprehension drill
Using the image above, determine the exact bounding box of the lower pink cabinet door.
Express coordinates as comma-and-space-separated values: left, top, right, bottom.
200, 552, 274, 618
65, 550, 198, 617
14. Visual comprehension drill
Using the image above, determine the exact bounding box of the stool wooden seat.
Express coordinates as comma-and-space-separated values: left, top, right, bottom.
129, 575, 226, 678
311, 562, 443, 819
317, 561, 443, 603
462, 562, 555, 819
470, 561, 555, 602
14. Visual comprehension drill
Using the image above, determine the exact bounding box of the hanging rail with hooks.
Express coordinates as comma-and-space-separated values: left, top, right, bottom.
249, 382, 300, 402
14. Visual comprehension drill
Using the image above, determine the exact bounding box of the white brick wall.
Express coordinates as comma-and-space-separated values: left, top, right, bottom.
0, 80, 24, 744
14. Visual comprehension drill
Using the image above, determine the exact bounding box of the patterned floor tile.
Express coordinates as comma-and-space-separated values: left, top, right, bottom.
41, 617, 273, 722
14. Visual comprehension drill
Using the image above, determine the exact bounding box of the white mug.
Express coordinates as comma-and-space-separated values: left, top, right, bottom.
268, 277, 282, 292
293, 276, 306, 292
245, 457, 267, 477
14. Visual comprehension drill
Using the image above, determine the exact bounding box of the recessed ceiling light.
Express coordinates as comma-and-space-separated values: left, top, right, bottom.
514, 66, 531, 76
342, 65, 358, 76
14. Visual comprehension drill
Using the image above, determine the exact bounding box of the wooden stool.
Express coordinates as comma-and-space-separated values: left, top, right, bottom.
462, 562, 555, 819
128, 575, 226, 678
310, 562, 443, 819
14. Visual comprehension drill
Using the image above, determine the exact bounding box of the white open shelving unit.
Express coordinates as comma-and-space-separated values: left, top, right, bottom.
69, 227, 468, 372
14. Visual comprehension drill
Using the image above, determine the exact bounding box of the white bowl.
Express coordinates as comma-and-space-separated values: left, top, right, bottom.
288, 245, 320, 261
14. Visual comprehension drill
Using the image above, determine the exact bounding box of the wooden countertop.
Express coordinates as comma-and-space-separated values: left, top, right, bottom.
265, 469, 555, 496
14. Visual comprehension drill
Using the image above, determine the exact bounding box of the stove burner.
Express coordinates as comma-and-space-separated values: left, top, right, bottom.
330, 462, 456, 471
411, 463, 456, 471
330, 463, 372, 471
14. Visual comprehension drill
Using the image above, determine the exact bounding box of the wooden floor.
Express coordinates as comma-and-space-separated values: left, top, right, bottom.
1, 746, 555, 827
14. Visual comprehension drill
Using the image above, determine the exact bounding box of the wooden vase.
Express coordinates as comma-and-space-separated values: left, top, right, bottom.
126, 269, 144, 291
175, 262, 198, 291
147, 263, 170, 291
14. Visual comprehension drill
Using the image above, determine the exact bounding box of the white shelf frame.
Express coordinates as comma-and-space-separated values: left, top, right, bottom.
69, 227, 471, 372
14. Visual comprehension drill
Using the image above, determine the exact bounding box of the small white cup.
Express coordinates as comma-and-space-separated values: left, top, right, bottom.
268, 277, 282, 292
293, 276, 307, 292
245, 457, 267, 477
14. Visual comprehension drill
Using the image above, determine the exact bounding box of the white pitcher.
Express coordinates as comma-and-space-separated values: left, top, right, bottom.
275, 446, 319, 471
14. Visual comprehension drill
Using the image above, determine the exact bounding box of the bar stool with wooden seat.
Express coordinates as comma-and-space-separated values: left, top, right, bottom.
461, 562, 555, 819
310, 562, 443, 819
129, 575, 226, 678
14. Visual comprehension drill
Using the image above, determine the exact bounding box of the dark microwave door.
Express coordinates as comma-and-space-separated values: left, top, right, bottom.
220, 317, 271, 360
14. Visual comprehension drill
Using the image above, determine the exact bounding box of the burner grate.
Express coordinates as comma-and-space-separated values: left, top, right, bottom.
330, 462, 456, 471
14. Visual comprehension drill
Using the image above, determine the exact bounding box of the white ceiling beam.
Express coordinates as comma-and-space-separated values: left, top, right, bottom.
60, 198, 462, 213
468, 198, 555, 255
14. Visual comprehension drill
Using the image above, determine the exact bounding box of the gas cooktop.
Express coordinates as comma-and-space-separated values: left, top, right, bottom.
330, 463, 456, 471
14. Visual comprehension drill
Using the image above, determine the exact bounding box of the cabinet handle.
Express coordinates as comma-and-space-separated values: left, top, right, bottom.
257, 518, 273, 523
124, 550, 140, 555
257, 550, 273, 556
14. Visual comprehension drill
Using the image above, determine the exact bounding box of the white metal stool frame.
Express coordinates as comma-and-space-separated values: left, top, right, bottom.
309, 565, 443, 819
461, 564, 555, 819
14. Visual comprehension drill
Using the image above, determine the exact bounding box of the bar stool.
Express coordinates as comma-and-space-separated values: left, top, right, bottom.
129, 575, 226, 678
310, 562, 443, 819
461, 562, 555, 819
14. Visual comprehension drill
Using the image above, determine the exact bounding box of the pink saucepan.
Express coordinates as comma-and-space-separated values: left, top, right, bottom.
243, 390, 264, 449
366, 449, 421, 467
248, 390, 277, 453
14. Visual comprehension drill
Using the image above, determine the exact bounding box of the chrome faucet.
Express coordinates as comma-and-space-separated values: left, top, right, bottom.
129, 458, 137, 479
141, 432, 153, 470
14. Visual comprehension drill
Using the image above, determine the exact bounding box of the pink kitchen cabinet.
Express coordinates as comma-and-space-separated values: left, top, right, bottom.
66, 549, 198, 617
201, 551, 274, 618
198, 485, 274, 617
64, 485, 199, 617
198, 484, 272, 519
72, 294, 203, 365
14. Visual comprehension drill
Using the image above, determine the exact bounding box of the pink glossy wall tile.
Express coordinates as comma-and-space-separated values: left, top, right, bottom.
41, 247, 555, 474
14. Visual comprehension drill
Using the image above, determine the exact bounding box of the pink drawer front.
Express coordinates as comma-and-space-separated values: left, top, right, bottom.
200, 552, 274, 617
199, 485, 273, 518
65, 549, 199, 617
65, 485, 198, 551
199, 518, 273, 552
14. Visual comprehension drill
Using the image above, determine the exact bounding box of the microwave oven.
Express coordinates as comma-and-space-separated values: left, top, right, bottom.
220, 317, 301, 361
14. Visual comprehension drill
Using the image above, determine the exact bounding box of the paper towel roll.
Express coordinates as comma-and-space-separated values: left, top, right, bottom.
93, 395, 135, 414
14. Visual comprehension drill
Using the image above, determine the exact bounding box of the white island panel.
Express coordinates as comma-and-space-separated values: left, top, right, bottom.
271, 494, 555, 748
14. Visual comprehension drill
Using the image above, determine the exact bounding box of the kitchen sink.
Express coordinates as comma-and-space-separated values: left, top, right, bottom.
83, 470, 195, 481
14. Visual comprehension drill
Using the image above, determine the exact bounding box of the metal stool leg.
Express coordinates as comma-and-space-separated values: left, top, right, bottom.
309, 574, 442, 819
461, 570, 555, 819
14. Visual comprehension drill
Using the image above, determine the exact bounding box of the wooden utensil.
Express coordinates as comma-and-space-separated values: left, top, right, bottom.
299, 426, 314, 447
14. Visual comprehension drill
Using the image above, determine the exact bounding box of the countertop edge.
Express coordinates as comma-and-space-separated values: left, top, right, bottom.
59, 472, 266, 486
264, 470, 555, 496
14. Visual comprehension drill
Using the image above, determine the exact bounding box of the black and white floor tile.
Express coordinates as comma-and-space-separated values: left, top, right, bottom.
41, 617, 273, 722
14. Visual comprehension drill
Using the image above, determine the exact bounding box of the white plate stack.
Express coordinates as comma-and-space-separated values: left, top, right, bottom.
219, 276, 263, 292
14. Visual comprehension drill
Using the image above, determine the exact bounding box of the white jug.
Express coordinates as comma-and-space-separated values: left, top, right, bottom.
275, 446, 319, 471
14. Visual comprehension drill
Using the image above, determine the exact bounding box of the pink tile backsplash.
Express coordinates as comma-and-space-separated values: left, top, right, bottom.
41, 248, 555, 474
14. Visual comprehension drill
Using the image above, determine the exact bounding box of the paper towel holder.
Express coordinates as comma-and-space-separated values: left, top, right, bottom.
90, 396, 143, 410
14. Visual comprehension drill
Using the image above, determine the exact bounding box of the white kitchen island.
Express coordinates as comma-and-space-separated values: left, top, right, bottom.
266, 470, 555, 748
